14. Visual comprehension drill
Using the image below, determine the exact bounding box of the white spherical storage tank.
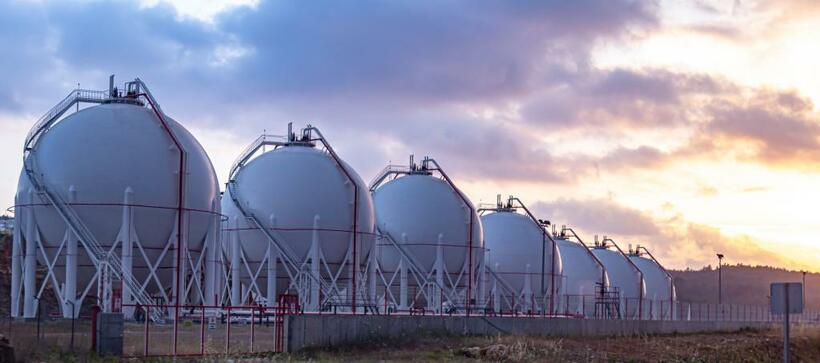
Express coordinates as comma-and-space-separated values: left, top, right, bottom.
628, 247, 676, 320
12, 79, 221, 320
555, 236, 608, 317
221, 127, 375, 311
372, 157, 483, 313
481, 207, 562, 314
590, 240, 646, 319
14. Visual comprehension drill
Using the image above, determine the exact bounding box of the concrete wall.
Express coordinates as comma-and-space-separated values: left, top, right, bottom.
284, 315, 774, 353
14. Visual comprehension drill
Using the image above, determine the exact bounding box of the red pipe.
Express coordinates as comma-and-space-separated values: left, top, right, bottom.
425, 159, 474, 316
637, 246, 675, 320
137, 92, 186, 354
307, 127, 359, 314
603, 238, 644, 319
563, 228, 608, 296
508, 197, 556, 316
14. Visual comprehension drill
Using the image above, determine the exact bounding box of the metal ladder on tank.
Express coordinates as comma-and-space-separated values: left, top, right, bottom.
23, 82, 170, 323
226, 137, 342, 309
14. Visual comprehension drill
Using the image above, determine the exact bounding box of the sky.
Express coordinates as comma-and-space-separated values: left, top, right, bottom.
1, 0, 819, 271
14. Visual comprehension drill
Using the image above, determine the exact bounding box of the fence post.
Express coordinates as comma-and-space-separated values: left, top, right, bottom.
91, 305, 100, 352
68, 301, 75, 351
200, 304, 205, 356
143, 306, 149, 356
225, 306, 231, 354
251, 306, 256, 353
36, 301, 41, 344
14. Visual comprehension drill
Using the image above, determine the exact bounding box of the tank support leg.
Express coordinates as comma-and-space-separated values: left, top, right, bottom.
477, 256, 486, 311
399, 234, 409, 311
230, 217, 241, 306
265, 214, 278, 307
522, 264, 533, 314
369, 251, 377, 312
433, 234, 444, 313
23, 189, 38, 318
308, 215, 321, 311
11, 205, 22, 318
267, 246, 277, 307
119, 188, 135, 319
492, 263, 500, 314
204, 199, 219, 306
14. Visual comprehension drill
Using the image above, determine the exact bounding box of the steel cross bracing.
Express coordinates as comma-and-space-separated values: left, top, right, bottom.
22, 84, 165, 322
376, 229, 461, 309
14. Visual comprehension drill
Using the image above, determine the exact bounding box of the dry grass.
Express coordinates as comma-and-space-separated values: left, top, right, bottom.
8, 321, 820, 362
269, 325, 820, 363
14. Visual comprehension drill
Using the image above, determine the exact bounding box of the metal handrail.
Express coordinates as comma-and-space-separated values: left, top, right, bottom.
561, 227, 608, 291
368, 164, 408, 190
227, 134, 286, 181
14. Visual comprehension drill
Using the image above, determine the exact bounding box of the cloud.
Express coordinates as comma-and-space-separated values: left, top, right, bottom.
209, 0, 657, 106
531, 197, 803, 269
532, 198, 660, 235
704, 90, 820, 163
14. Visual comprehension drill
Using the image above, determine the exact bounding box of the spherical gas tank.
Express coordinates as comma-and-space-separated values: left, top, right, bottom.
591, 246, 646, 318
222, 144, 376, 297
481, 210, 561, 296
374, 173, 483, 276
556, 237, 607, 296
15, 103, 220, 292
629, 253, 675, 318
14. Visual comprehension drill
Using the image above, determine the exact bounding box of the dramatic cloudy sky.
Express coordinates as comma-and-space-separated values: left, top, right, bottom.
1, 0, 819, 271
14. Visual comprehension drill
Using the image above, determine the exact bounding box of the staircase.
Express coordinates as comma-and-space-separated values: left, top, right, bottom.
23, 81, 172, 323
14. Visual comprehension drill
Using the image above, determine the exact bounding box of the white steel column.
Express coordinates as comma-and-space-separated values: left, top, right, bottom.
204, 199, 219, 306
433, 233, 444, 312
23, 189, 37, 318
120, 187, 134, 319
478, 256, 487, 310
522, 264, 533, 313
266, 214, 277, 307
492, 263, 500, 314
369, 251, 377, 309
230, 217, 241, 306
10, 196, 22, 318
63, 186, 79, 318
398, 233, 409, 310
266, 248, 277, 307
308, 215, 321, 311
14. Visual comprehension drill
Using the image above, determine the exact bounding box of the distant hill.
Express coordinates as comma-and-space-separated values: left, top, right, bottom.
672, 264, 817, 309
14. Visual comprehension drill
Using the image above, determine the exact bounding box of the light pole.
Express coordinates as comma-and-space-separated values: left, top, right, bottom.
716, 254, 724, 306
